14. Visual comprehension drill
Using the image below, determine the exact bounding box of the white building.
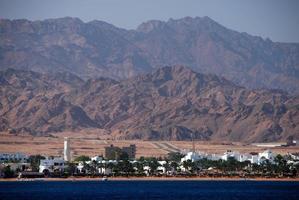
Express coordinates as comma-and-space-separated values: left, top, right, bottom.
91, 156, 103, 162
39, 157, 67, 173
77, 162, 85, 173
181, 152, 203, 162
0, 152, 28, 163
143, 166, 151, 176
157, 161, 167, 174
252, 143, 286, 147
76, 160, 115, 175
246, 154, 259, 164
180, 149, 277, 165
206, 153, 222, 161
98, 160, 116, 175
221, 150, 240, 161
64, 137, 71, 162
258, 149, 276, 164
289, 153, 299, 160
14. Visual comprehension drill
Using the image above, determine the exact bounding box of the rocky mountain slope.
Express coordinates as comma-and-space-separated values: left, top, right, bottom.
0, 66, 298, 142
1, 17, 299, 93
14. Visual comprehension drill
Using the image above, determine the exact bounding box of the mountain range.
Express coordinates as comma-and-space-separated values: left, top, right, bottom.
1, 16, 299, 94
0, 66, 298, 142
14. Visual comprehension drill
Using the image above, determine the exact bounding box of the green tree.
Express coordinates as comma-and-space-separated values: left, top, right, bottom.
163, 161, 171, 174
133, 161, 145, 175
274, 154, 289, 176
138, 156, 145, 162
84, 163, 91, 174
146, 157, 160, 175
118, 160, 134, 176
182, 159, 195, 173
90, 160, 98, 176
28, 155, 45, 172
65, 162, 77, 176
170, 161, 179, 172
226, 157, 238, 172
74, 155, 91, 162
3, 166, 14, 178
167, 152, 184, 162
107, 162, 116, 176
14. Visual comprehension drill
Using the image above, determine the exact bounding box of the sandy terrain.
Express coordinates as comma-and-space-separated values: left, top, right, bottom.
0, 132, 299, 158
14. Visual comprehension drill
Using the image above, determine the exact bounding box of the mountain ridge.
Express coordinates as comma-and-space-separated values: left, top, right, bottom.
0, 66, 298, 142
1, 16, 299, 93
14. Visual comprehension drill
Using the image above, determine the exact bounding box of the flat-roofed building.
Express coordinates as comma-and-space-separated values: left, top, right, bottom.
0, 152, 28, 163
39, 157, 66, 174
122, 144, 136, 160
104, 145, 122, 160
104, 144, 136, 160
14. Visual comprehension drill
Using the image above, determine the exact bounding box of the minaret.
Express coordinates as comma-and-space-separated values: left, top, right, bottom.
64, 137, 71, 162
191, 133, 195, 153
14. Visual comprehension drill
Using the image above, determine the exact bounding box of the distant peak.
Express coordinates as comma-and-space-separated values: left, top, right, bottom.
167, 16, 219, 27
87, 20, 122, 31
136, 16, 221, 33
44, 17, 83, 24
136, 20, 166, 33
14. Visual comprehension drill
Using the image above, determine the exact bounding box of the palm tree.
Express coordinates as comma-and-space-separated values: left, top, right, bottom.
90, 160, 98, 176
170, 161, 179, 174
162, 161, 171, 175
65, 162, 77, 176
107, 162, 116, 176
148, 158, 160, 175
182, 160, 194, 174
133, 161, 144, 175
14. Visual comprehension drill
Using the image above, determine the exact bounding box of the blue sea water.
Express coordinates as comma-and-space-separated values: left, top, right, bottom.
0, 180, 299, 200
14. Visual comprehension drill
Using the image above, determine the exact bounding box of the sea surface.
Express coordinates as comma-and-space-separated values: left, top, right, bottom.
0, 180, 299, 200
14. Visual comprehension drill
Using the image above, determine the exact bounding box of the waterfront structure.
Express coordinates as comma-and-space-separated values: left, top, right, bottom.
0, 152, 28, 163
0, 162, 30, 173
64, 137, 71, 162
18, 171, 44, 178
39, 157, 66, 174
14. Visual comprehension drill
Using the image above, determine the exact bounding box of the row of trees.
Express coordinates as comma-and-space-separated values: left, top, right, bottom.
1, 152, 299, 178
65, 152, 299, 178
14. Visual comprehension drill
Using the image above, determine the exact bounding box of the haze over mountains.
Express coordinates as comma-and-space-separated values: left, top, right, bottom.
0, 16, 299, 142
0, 66, 298, 142
0, 16, 299, 94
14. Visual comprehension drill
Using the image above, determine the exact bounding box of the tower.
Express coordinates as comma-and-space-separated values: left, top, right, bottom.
64, 137, 71, 162
191, 132, 195, 153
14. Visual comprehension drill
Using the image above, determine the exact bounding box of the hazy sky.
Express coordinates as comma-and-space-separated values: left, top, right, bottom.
0, 0, 298, 43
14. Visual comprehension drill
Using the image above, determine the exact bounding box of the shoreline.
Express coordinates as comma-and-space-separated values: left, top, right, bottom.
1, 176, 299, 182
